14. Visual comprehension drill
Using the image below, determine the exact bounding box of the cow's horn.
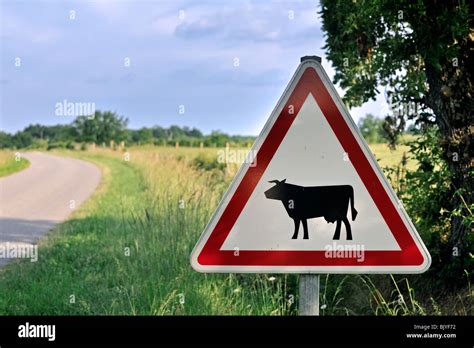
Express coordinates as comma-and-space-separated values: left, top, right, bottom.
268, 180, 280, 184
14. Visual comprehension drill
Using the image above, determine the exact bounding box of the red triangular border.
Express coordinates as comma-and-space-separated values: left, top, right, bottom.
197, 66, 425, 267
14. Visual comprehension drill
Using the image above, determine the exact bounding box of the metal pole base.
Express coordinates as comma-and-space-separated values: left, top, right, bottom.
299, 274, 320, 315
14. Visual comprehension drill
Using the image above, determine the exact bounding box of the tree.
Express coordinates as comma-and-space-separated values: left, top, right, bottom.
137, 127, 154, 144
208, 131, 229, 147
0, 131, 13, 148
22, 124, 75, 142
187, 127, 203, 138
73, 111, 128, 144
22, 124, 46, 139
12, 131, 32, 148
320, 0, 472, 271
168, 125, 185, 139
152, 126, 166, 139
357, 114, 387, 143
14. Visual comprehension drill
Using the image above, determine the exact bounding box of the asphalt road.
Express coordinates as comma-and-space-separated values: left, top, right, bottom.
0, 152, 101, 266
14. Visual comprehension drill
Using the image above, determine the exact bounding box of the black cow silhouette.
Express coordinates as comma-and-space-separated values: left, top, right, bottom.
264, 179, 358, 240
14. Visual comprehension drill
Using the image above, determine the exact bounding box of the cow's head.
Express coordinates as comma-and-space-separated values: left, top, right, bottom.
264, 179, 287, 200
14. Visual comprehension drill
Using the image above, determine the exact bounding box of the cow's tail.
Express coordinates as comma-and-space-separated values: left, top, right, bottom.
350, 186, 358, 221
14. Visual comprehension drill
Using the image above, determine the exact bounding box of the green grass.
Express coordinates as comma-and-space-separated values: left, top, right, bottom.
0, 150, 294, 315
368, 143, 415, 170
0, 151, 29, 177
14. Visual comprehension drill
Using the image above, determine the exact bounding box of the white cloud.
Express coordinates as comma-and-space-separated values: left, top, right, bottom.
1, 12, 62, 44
1, 0, 386, 134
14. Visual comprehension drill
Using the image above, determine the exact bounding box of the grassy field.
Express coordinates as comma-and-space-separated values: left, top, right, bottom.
0, 151, 29, 177
0, 145, 470, 315
0, 148, 293, 314
369, 143, 413, 170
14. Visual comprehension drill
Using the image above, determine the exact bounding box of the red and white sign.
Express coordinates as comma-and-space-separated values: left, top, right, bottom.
190, 58, 431, 273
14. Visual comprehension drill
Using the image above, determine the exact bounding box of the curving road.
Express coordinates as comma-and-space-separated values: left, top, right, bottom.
0, 152, 101, 266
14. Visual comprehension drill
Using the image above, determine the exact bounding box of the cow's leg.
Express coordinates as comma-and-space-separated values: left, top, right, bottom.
342, 217, 352, 240
302, 219, 309, 239
292, 219, 300, 239
333, 220, 342, 240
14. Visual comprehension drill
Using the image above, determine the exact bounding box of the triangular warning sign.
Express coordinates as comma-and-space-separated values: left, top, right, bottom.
191, 57, 431, 274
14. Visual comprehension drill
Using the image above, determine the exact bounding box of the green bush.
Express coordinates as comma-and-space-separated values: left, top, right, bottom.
47, 142, 68, 150
386, 127, 473, 286
192, 154, 225, 172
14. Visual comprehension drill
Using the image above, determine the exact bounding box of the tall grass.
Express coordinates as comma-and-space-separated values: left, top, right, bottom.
117, 147, 296, 315
360, 275, 427, 315
0, 148, 294, 315
0, 150, 29, 177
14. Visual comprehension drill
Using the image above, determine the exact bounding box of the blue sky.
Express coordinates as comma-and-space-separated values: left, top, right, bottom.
0, 0, 388, 135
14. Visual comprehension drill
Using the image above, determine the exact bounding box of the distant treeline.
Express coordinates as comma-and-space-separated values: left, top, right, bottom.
0, 111, 255, 149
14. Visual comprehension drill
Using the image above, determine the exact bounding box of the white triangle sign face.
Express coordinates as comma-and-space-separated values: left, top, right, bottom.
191, 58, 431, 274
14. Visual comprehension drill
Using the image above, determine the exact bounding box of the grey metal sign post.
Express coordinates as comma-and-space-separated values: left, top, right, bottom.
299, 274, 320, 315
